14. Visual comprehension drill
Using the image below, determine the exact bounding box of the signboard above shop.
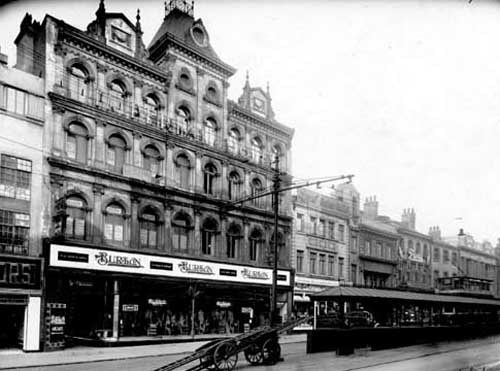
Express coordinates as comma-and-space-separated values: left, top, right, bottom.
49, 244, 292, 287
0, 255, 42, 291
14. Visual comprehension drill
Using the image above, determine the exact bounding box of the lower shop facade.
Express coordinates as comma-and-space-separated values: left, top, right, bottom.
45, 244, 293, 348
0, 254, 43, 351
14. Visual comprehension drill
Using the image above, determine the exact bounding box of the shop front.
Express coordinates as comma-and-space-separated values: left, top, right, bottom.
0, 254, 43, 351
46, 244, 293, 346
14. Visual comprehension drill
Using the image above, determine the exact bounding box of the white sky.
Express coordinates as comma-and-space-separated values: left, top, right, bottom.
1, 0, 500, 244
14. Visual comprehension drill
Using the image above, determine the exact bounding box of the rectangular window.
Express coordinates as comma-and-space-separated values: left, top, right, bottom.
338, 257, 344, 279
319, 219, 325, 237
351, 264, 357, 283
376, 242, 382, 257
365, 240, 371, 255
351, 235, 357, 251
0, 209, 30, 255
310, 252, 317, 274
297, 213, 304, 232
310, 217, 317, 235
337, 224, 345, 242
443, 249, 450, 263
328, 221, 335, 239
296, 250, 304, 272
319, 254, 326, 275
451, 252, 457, 266
6, 87, 16, 112
106, 148, 116, 166
26, 94, 44, 120
328, 255, 335, 276
433, 247, 440, 263
15, 89, 25, 115
0, 154, 32, 201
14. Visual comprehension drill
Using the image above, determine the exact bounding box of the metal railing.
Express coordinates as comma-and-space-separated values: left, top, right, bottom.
53, 81, 274, 167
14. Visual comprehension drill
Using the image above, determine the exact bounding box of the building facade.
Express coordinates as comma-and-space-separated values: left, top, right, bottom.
357, 197, 399, 289
395, 209, 433, 292
291, 188, 351, 315
0, 49, 45, 350
14, 0, 294, 349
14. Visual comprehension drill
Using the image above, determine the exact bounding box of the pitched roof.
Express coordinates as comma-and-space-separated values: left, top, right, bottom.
148, 8, 222, 64
311, 286, 500, 306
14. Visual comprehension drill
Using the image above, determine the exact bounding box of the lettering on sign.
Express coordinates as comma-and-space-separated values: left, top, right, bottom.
0, 257, 41, 290
95, 252, 143, 268
150, 261, 173, 271
219, 268, 237, 277
241, 268, 269, 280
178, 261, 214, 275
58, 251, 88, 263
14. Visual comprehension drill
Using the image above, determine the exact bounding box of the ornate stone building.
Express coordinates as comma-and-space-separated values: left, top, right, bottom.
14, 0, 294, 347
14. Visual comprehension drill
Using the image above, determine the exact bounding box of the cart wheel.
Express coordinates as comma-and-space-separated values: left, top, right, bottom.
213, 340, 238, 371
244, 343, 263, 365
262, 337, 281, 365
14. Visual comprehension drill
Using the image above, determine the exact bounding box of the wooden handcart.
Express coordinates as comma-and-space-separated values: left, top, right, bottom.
153, 316, 310, 371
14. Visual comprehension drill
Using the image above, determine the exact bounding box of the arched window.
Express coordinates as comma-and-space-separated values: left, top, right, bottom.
69, 64, 90, 102
251, 137, 263, 163
65, 195, 87, 240
272, 144, 284, 166
408, 240, 414, 256
226, 224, 242, 259
106, 134, 127, 173
172, 212, 191, 252
201, 218, 218, 255
67, 122, 89, 164
249, 229, 262, 261
144, 94, 160, 126
175, 154, 191, 188
204, 117, 217, 146
250, 178, 263, 207
109, 80, 127, 112
228, 171, 241, 200
175, 106, 191, 136
228, 128, 240, 154
179, 72, 192, 89
207, 85, 218, 101
416, 242, 421, 255
142, 145, 162, 176
104, 203, 126, 243
140, 208, 159, 249
203, 163, 217, 195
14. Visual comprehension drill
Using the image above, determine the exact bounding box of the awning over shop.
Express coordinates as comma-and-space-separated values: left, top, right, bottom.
310, 286, 500, 307
293, 295, 311, 303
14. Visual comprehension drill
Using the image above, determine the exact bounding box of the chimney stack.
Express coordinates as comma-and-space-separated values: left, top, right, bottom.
428, 225, 441, 240
401, 208, 416, 230
363, 196, 378, 220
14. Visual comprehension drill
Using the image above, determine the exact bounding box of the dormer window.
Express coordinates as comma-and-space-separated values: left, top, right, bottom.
191, 25, 208, 47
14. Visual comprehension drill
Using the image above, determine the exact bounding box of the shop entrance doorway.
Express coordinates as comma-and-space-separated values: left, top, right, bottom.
0, 305, 25, 348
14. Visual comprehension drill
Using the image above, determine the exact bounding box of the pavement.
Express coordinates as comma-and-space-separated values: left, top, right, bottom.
2, 334, 500, 371
0, 333, 306, 370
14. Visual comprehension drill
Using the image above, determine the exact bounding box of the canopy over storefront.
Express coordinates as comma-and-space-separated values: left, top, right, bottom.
311, 286, 500, 307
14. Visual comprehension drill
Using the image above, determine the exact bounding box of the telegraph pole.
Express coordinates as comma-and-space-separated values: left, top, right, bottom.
270, 153, 280, 326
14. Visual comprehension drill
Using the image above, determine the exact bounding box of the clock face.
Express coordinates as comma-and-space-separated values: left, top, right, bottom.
252, 97, 265, 113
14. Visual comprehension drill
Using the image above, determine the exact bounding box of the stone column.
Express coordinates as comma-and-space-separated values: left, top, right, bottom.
220, 160, 228, 199
51, 107, 65, 156
219, 215, 227, 259
92, 184, 105, 244
166, 143, 176, 187
193, 208, 201, 255
130, 195, 140, 249
112, 280, 120, 340
242, 219, 250, 263
95, 120, 106, 168
164, 202, 173, 253
133, 132, 142, 168
194, 151, 203, 193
